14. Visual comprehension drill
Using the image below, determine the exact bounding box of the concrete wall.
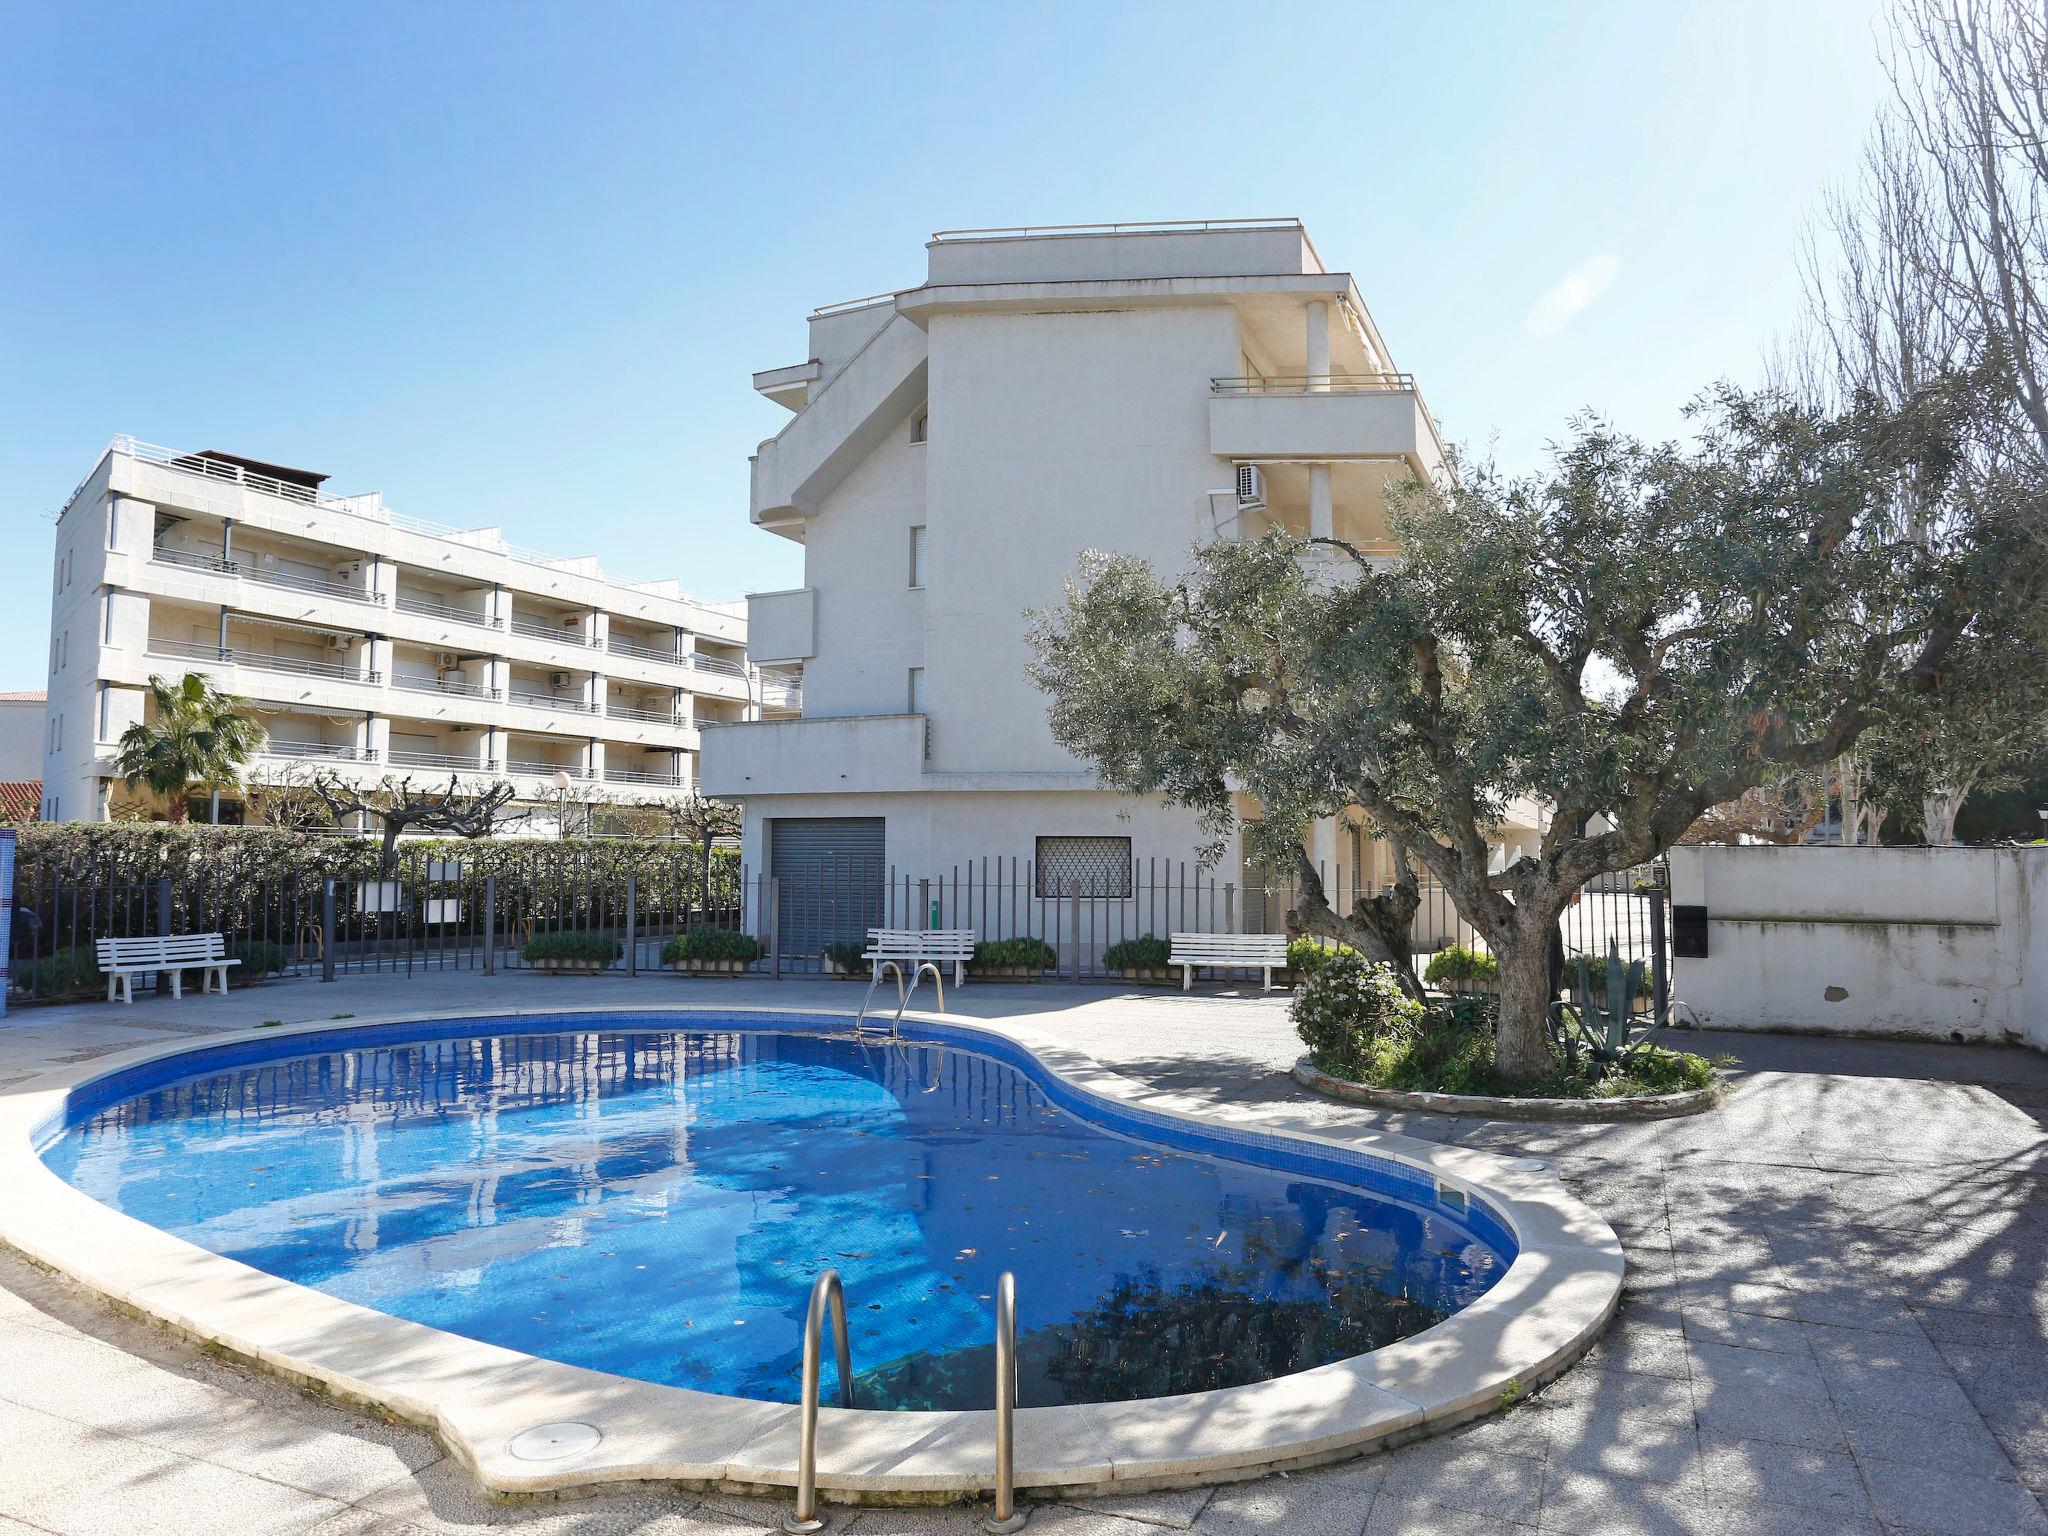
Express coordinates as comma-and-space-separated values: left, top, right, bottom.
1667, 844, 2048, 1050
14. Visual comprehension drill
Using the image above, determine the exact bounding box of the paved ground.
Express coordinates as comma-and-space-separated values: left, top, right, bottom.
1, 971, 2046, 1536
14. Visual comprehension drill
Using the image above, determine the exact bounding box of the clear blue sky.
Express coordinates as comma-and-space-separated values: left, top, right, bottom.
0, 0, 1892, 690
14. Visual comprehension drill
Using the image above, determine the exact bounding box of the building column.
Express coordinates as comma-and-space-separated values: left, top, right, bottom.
585, 737, 604, 782
1310, 817, 1340, 899
586, 608, 608, 650
1308, 463, 1334, 543
587, 670, 606, 715
673, 685, 689, 728
1306, 300, 1330, 388
490, 583, 508, 629
221, 517, 235, 564
364, 714, 392, 764
364, 634, 392, 685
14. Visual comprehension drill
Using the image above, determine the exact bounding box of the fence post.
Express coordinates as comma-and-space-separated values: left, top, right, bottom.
767, 876, 781, 979
626, 874, 638, 977
320, 879, 336, 984
1649, 888, 1670, 1024
1224, 882, 1236, 935
918, 878, 930, 931
483, 875, 497, 975
1069, 894, 1080, 980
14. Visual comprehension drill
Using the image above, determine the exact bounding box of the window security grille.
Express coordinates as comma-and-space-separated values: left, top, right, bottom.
1035, 836, 1133, 899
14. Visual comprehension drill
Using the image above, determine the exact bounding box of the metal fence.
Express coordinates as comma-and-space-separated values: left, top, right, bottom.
6, 843, 1670, 1000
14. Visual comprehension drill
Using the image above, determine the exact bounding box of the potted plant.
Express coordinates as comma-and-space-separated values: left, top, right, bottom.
821, 939, 869, 979
1423, 943, 1500, 996
661, 926, 762, 976
968, 936, 1057, 980
1101, 934, 1174, 984
522, 931, 623, 975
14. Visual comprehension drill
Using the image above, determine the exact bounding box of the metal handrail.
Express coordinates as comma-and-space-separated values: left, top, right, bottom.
146, 637, 378, 684
605, 767, 684, 786
395, 592, 502, 627
606, 702, 685, 726
1210, 373, 1417, 394
606, 635, 687, 664
508, 614, 592, 644
388, 749, 498, 772
782, 1269, 854, 1534
392, 675, 497, 699
261, 740, 365, 761
508, 689, 598, 714
984, 1271, 1025, 1533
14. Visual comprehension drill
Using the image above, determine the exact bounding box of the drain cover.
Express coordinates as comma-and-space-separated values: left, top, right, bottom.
1498, 1158, 1549, 1172
508, 1422, 603, 1462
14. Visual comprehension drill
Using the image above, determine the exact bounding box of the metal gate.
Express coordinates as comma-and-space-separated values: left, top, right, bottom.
770, 817, 886, 969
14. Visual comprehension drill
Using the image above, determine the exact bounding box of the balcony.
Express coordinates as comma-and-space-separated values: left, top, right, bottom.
146, 637, 379, 684
606, 634, 684, 665
396, 592, 501, 627
1208, 375, 1447, 477
510, 613, 593, 645
608, 702, 684, 726
389, 749, 500, 773
392, 675, 498, 700
262, 741, 372, 762
605, 766, 684, 786
746, 588, 815, 664
689, 651, 749, 680
509, 759, 592, 781
508, 689, 598, 715
150, 547, 379, 604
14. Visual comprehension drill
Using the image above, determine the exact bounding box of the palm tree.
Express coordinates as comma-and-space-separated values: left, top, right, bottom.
114, 673, 263, 823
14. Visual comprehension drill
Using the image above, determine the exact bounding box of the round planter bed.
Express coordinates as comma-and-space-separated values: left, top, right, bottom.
1293, 1056, 1723, 1122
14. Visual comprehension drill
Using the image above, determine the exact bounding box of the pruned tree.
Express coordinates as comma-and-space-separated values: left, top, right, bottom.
1678, 771, 1830, 847
309, 772, 525, 877
1028, 380, 2047, 1079
656, 792, 743, 919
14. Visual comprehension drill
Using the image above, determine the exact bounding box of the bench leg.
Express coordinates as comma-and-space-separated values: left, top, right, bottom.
1182, 964, 1192, 993
169, 969, 183, 1000
1261, 966, 1273, 992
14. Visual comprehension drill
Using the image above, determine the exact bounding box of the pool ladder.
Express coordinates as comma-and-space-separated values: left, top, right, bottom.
781, 1268, 1025, 1534
852, 959, 945, 1037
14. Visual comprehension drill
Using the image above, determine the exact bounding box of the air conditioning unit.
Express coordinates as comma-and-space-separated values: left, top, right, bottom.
434, 652, 459, 671
1235, 464, 1267, 510
549, 671, 573, 688
326, 635, 351, 652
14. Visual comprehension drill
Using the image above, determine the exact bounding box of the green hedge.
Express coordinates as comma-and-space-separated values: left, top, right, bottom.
971, 936, 1058, 971
13, 946, 103, 998
662, 927, 762, 964
822, 939, 870, 970
521, 931, 623, 965
1286, 936, 1360, 976
1423, 943, 1499, 986
1101, 934, 1170, 970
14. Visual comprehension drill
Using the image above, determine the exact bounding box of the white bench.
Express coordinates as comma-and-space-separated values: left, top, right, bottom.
96, 933, 240, 1005
1169, 932, 1290, 992
863, 928, 977, 988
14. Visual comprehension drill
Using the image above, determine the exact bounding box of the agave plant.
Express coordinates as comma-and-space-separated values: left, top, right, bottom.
1551, 940, 1655, 1079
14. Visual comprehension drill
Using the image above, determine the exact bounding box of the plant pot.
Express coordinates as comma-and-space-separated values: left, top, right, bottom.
1111, 966, 1176, 986
541, 959, 611, 975
672, 959, 751, 976
969, 965, 1042, 981
822, 958, 867, 980
1441, 980, 1500, 997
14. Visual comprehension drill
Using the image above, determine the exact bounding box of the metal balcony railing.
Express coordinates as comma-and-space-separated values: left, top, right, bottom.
261, 741, 370, 762
150, 546, 237, 575
147, 637, 378, 684
508, 759, 591, 780
392, 675, 498, 700
508, 689, 598, 714
1210, 373, 1418, 395
605, 634, 686, 664
604, 767, 684, 786
509, 614, 592, 644
395, 593, 502, 627
388, 749, 500, 773
758, 680, 803, 710
606, 702, 686, 726
690, 652, 749, 679
150, 546, 378, 602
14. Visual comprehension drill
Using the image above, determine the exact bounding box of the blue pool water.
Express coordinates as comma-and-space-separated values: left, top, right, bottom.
39, 1013, 1513, 1409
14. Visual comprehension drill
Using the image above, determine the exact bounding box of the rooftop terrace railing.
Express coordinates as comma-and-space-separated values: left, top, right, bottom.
930, 217, 1304, 240
1210, 373, 1417, 394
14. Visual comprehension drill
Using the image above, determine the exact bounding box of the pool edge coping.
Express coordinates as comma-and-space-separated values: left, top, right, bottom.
0, 1002, 1623, 1502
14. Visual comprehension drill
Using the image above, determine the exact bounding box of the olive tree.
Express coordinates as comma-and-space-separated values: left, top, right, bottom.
1027, 381, 2045, 1079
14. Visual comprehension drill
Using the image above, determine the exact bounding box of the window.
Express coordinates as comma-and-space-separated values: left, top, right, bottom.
910, 410, 928, 444
907, 666, 926, 715
1035, 835, 1133, 899
909, 525, 927, 589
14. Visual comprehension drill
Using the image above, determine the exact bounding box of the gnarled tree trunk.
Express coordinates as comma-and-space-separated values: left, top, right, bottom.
1285, 842, 1425, 1000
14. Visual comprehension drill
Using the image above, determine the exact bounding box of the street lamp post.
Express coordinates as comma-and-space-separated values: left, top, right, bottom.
553, 769, 571, 840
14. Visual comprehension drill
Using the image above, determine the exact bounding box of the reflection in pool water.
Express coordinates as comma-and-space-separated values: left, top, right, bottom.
42, 1019, 1510, 1409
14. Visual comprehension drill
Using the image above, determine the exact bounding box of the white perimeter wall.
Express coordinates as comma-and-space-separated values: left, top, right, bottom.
1668, 844, 2048, 1050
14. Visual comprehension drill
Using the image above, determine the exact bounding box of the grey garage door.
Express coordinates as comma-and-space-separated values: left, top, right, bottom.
770, 817, 886, 969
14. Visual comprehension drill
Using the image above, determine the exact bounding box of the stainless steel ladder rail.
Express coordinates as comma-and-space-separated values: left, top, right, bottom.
984, 1270, 1026, 1532
853, 958, 944, 1037
781, 1269, 855, 1534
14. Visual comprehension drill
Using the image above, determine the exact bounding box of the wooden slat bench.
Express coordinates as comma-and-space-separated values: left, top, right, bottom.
863, 928, 977, 988
1168, 932, 1290, 992
96, 933, 240, 1005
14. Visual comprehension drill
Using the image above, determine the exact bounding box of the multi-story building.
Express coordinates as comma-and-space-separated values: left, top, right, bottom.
43, 437, 751, 824
702, 218, 1543, 944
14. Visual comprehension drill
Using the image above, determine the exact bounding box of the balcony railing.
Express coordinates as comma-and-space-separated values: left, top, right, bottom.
147, 637, 378, 684
607, 702, 685, 726
757, 678, 803, 710
605, 767, 684, 786
606, 634, 685, 664
396, 593, 502, 627
261, 741, 371, 762
509, 614, 593, 645
690, 652, 749, 679
150, 546, 378, 602
388, 749, 500, 773
508, 689, 598, 714
1210, 374, 1417, 395
392, 675, 498, 700
508, 759, 591, 780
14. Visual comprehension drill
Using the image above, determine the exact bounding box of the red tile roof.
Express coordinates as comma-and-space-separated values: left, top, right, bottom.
0, 781, 39, 821
0, 691, 44, 703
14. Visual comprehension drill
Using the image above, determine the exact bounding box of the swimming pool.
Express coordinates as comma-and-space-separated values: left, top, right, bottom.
38, 1011, 1515, 1412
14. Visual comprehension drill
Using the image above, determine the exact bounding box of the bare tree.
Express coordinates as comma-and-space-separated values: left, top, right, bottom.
309, 773, 525, 876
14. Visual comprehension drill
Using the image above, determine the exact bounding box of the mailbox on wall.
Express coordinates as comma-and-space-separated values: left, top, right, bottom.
1672, 904, 1709, 959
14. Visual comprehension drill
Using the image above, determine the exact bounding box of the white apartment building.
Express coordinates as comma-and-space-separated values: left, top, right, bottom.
43, 437, 753, 823
702, 218, 1544, 935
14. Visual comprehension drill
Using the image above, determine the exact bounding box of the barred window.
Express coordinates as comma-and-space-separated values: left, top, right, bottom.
1035, 835, 1133, 899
